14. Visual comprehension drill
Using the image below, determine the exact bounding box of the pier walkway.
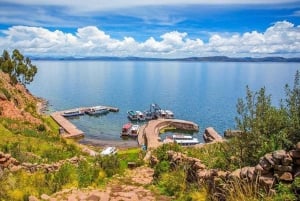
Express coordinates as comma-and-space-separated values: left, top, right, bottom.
51, 105, 119, 138
137, 119, 199, 149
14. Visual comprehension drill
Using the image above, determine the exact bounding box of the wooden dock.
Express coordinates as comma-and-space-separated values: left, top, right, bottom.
51, 105, 119, 138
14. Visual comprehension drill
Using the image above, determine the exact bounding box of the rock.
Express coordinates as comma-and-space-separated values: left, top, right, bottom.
240, 167, 250, 179
41, 194, 50, 200
278, 172, 293, 182
272, 150, 286, 164
229, 169, 241, 179
86, 194, 100, 201
259, 157, 273, 171
274, 165, 292, 172
282, 154, 293, 166
290, 150, 300, 159
294, 167, 300, 178
247, 167, 256, 181
197, 169, 213, 180
296, 142, 300, 151
264, 154, 275, 166
203, 127, 223, 143
28, 195, 40, 201
295, 159, 300, 166
150, 155, 159, 166
258, 175, 275, 190
9, 165, 22, 172
0, 157, 7, 163
255, 164, 269, 175
193, 161, 206, 170
224, 129, 242, 138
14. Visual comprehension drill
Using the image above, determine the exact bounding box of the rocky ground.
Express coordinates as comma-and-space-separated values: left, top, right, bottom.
29, 166, 171, 201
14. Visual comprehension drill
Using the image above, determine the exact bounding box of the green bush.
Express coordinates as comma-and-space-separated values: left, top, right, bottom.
0, 87, 11, 100
96, 154, 121, 177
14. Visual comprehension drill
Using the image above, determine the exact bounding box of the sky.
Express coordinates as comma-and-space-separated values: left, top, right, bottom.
0, 0, 300, 58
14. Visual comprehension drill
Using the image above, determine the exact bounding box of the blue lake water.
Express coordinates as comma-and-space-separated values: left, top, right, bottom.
27, 61, 299, 143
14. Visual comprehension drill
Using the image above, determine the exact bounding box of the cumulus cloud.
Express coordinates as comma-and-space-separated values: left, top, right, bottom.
0, 21, 299, 58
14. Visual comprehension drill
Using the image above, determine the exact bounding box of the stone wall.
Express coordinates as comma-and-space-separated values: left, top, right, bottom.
162, 143, 300, 197
0, 151, 82, 174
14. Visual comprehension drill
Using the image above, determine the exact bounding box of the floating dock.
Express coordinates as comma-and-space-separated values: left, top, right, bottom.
51, 105, 119, 138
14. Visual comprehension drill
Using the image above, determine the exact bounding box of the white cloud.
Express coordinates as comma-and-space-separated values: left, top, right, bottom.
0, 21, 300, 58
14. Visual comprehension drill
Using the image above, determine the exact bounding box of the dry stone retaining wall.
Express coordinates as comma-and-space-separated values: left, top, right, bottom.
0, 151, 82, 174
163, 143, 300, 196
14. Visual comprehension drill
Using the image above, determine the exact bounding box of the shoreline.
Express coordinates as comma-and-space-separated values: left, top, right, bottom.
79, 138, 138, 149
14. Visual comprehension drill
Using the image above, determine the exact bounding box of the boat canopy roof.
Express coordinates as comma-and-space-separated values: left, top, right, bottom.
123, 123, 132, 129
128, 110, 137, 115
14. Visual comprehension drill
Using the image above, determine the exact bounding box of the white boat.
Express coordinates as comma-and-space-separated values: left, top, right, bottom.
100, 147, 118, 156
136, 111, 146, 121
175, 138, 200, 146
172, 134, 199, 146
165, 110, 174, 119
156, 110, 167, 118
144, 110, 154, 120
129, 124, 140, 137
62, 109, 84, 117
172, 134, 193, 140
127, 110, 138, 121
86, 106, 109, 115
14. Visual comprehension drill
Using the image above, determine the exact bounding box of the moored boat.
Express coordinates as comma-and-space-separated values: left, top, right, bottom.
136, 111, 146, 121
129, 124, 140, 137
62, 109, 84, 117
168, 134, 200, 146
127, 110, 138, 121
166, 110, 174, 119
121, 123, 132, 136
86, 106, 109, 115
100, 147, 118, 156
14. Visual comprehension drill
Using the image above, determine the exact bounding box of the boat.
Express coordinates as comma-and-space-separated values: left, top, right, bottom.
136, 111, 146, 121
129, 124, 140, 137
127, 110, 138, 121
144, 110, 154, 120
172, 134, 200, 146
172, 134, 193, 140
100, 147, 118, 156
157, 110, 167, 118
165, 110, 174, 119
86, 106, 109, 115
62, 109, 84, 117
121, 123, 132, 136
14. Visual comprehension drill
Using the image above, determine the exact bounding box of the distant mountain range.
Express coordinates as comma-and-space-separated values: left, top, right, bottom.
31, 56, 300, 62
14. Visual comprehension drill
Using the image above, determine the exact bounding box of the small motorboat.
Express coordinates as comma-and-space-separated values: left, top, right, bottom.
129, 124, 140, 137
100, 147, 118, 156
136, 111, 146, 121
121, 123, 132, 136
86, 106, 109, 115
127, 110, 138, 121
62, 109, 84, 117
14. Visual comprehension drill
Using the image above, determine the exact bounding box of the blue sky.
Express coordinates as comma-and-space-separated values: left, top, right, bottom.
0, 0, 300, 58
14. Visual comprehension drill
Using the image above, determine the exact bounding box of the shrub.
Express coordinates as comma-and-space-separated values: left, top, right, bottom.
36, 124, 46, 132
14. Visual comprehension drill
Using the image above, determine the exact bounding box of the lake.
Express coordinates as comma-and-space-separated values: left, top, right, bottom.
27, 61, 299, 143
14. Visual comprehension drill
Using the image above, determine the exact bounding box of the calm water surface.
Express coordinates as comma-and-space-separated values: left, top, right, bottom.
28, 61, 299, 143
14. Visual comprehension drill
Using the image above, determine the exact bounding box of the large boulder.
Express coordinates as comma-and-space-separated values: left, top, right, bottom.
203, 127, 223, 143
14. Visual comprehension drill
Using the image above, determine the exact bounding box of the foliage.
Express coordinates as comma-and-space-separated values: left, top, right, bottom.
0, 87, 12, 100
153, 143, 182, 161
118, 148, 145, 169
273, 183, 297, 201
157, 169, 187, 196
95, 154, 121, 177
0, 49, 37, 85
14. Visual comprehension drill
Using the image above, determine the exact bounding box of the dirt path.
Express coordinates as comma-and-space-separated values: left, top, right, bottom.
32, 166, 170, 201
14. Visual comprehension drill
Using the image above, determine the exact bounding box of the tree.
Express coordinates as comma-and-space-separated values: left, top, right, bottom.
235, 86, 288, 166
0, 49, 37, 85
285, 70, 300, 146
